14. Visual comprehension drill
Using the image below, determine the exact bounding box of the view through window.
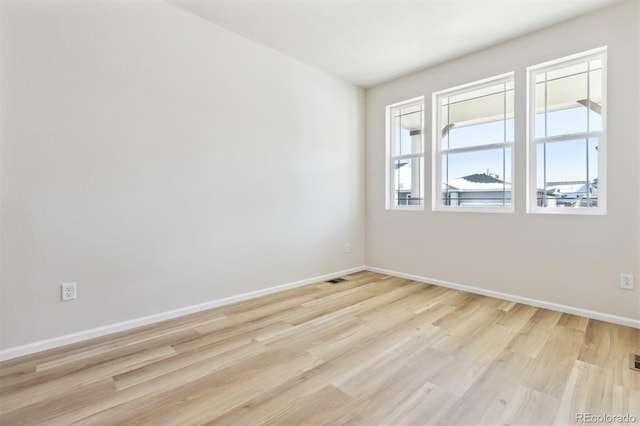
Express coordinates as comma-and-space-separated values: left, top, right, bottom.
433, 74, 514, 211
528, 48, 606, 214
386, 97, 424, 209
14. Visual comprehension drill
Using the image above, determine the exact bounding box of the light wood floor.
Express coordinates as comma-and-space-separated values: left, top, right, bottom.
1, 271, 638, 425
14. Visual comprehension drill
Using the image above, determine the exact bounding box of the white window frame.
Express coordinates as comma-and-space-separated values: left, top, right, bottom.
385, 96, 425, 211
432, 72, 515, 213
526, 47, 607, 215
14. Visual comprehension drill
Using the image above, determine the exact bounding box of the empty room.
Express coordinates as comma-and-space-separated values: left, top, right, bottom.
0, 0, 639, 424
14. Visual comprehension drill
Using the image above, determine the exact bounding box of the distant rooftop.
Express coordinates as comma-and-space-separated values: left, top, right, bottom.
445, 173, 511, 192
462, 173, 506, 184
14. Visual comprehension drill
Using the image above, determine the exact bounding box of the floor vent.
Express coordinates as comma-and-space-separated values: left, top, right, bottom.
326, 278, 346, 284
630, 353, 640, 372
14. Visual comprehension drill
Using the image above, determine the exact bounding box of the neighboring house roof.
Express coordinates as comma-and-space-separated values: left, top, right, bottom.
546, 180, 588, 186
445, 173, 511, 192
542, 180, 597, 197
545, 182, 597, 197
547, 183, 586, 194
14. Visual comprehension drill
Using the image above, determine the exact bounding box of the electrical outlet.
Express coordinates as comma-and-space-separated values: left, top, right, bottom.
620, 274, 634, 290
344, 243, 351, 254
61, 282, 77, 301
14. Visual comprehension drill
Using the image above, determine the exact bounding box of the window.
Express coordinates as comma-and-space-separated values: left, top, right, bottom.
386, 97, 424, 209
433, 73, 514, 212
527, 47, 606, 214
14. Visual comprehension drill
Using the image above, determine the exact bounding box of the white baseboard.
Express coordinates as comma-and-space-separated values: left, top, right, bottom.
2, 264, 637, 361
0, 266, 366, 362
365, 266, 640, 329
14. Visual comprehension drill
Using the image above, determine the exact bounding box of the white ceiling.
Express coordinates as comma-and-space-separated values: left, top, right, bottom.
167, 0, 621, 88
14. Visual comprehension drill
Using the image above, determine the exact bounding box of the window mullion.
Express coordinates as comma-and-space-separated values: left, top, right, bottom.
441, 142, 512, 155
392, 153, 424, 161
533, 131, 602, 144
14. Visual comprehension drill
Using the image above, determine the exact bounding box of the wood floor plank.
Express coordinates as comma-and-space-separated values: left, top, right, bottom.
506, 308, 563, 359
0, 272, 638, 425
558, 312, 590, 332
523, 325, 586, 398
331, 325, 442, 396
78, 349, 324, 425
0, 378, 116, 425
439, 349, 540, 425
113, 339, 269, 391
259, 385, 353, 426
0, 345, 176, 415
331, 348, 457, 426
202, 370, 330, 425
429, 323, 517, 396
484, 384, 558, 426
496, 303, 538, 332
554, 360, 638, 425
578, 320, 640, 391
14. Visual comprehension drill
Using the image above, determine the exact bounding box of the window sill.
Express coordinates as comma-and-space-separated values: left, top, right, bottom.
387, 206, 425, 212
434, 206, 514, 214
527, 207, 606, 216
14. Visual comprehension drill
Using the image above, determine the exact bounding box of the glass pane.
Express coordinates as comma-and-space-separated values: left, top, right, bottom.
546, 71, 588, 136
449, 91, 506, 124
441, 104, 451, 149
392, 103, 423, 156
441, 147, 511, 207
589, 69, 603, 104
506, 118, 515, 143
547, 106, 588, 137
394, 157, 423, 207
534, 58, 604, 139
446, 120, 505, 150
447, 91, 504, 149
536, 143, 545, 207
588, 68, 602, 131
442, 83, 514, 149
505, 88, 514, 142
547, 62, 587, 81
587, 137, 599, 208
536, 138, 598, 208
534, 81, 546, 138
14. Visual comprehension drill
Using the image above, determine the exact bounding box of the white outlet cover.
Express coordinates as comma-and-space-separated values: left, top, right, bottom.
620, 274, 635, 290
61, 282, 77, 301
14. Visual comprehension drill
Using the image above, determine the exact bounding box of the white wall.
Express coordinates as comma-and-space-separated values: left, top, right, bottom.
0, 0, 365, 350
366, 0, 640, 320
